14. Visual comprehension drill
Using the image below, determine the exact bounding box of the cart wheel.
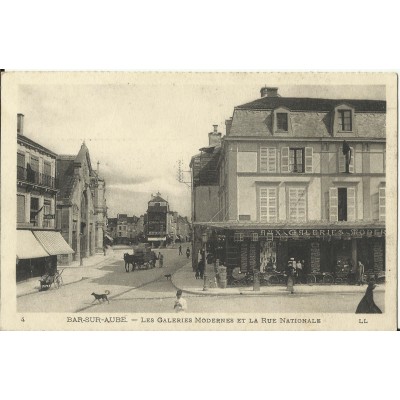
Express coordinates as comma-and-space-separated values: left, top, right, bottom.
307, 274, 316, 285
323, 274, 334, 284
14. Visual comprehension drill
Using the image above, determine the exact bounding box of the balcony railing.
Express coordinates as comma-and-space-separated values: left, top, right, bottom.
17, 166, 55, 188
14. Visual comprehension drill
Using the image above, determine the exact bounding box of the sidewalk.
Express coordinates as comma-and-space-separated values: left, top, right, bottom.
17, 248, 116, 298
171, 261, 386, 296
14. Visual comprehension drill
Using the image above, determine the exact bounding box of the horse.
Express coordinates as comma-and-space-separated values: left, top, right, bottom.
123, 253, 136, 272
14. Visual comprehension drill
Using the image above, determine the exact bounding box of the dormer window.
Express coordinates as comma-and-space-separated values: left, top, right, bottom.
277, 113, 288, 131
333, 104, 355, 135
339, 110, 352, 131
273, 107, 291, 135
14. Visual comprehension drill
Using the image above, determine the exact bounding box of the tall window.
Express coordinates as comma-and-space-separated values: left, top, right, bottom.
329, 187, 356, 222
30, 197, 40, 226
282, 147, 313, 173
277, 113, 288, 131
17, 152, 25, 180
43, 200, 52, 228
339, 110, 352, 131
260, 147, 277, 173
260, 187, 277, 222
379, 187, 385, 222
288, 188, 306, 222
289, 148, 304, 173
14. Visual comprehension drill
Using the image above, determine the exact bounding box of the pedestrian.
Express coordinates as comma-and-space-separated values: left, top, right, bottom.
357, 260, 365, 286
197, 259, 204, 279
159, 252, 164, 268
103, 245, 107, 256
286, 258, 295, 294
186, 247, 190, 259
179, 245, 182, 255
174, 290, 187, 312
296, 260, 303, 283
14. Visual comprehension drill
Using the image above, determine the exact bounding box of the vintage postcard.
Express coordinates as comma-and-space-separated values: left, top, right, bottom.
0, 72, 397, 330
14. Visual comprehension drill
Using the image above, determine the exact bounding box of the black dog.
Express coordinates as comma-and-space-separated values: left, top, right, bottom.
355, 282, 382, 313
164, 274, 172, 280
91, 290, 110, 304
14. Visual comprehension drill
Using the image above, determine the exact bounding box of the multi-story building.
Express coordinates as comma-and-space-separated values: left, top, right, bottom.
192, 87, 386, 278
16, 114, 74, 280
144, 193, 169, 247
56, 142, 106, 264
108, 214, 143, 244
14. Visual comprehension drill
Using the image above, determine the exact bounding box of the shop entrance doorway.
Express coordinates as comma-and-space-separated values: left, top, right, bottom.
287, 241, 311, 274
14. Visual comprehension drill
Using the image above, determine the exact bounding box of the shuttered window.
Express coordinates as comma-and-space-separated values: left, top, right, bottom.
281, 147, 289, 172
379, 187, 385, 222
260, 187, 278, 222
338, 147, 354, 173
347, 187, 356, 222
17, 195, 25, 223
260, 147, 277, 172
305, 147, 313, 173
329, 187, 356, 222
288, 188, 306, 222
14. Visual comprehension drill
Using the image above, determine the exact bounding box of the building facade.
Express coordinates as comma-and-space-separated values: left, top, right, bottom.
144, 193, 169, 247
192, 88, 386, 279
16, 114, 74, 280
108, 214, 143, 244
56, 143, 106, 264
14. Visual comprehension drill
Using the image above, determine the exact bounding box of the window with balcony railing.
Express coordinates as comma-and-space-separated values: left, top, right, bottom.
17, 165, 55, 188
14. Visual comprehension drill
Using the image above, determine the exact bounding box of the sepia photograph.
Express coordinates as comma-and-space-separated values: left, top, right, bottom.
1, 72, 397, 330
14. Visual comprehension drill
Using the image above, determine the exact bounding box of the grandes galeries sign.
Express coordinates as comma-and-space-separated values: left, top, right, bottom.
235, 228, 385, 238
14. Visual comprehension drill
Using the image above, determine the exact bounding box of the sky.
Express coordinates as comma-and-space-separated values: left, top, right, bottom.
17, 78, 385, 219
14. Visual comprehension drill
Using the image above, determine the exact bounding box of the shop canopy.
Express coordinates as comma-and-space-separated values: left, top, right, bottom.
33, 231, 74, 255
147, 237, 167, 241
17, 230, 49, 259
105, 234, 113, 242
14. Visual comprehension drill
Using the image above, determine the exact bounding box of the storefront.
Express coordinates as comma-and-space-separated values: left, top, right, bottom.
194, 223, 386, 280
16, 229, 74, 282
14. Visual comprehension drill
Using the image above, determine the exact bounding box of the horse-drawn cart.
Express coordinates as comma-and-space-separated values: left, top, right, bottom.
124, 245, 157, 272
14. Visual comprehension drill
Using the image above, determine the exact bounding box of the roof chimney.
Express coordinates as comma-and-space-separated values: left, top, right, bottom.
17, 113, 24, 135
260, 87, 279, 98
208, 125, 222, 146
225, 117, 233, 136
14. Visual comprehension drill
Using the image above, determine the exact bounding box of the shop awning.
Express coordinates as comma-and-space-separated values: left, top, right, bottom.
33, 231, 74, 255
147, 237, 167, 241
17, 230, 50, 259
105, 234, 113, 242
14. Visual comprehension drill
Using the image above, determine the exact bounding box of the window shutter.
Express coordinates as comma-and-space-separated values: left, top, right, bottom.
268, 148, 277, 172
297, 189, 306, 221
268, 187, 277, 222
379, 187, 385, 222
338, 148, 346, 173
17, 195, 25, 223
260, 187, 277, 222
329, 187, 338, 222
260, 148, 268, 172
305, 147, 313, 173
281, 147, 289, 173
347, 187, 356, 222
349, 147, 355, 173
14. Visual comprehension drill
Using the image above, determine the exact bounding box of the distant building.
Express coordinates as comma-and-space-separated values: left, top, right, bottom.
108, 214, 143, 244
16, 114, 74, 281
144, 193, 169, 247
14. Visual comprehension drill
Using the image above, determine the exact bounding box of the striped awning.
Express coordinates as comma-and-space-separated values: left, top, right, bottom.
33, 231, 74, 255
17, 230, 49, 259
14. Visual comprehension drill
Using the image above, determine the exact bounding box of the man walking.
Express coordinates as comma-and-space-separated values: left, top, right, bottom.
178, 245, 182, 255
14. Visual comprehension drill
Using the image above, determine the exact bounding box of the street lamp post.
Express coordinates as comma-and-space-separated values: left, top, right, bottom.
202, 231, 208, 291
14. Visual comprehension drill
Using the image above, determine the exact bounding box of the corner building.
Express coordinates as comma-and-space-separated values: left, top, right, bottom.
196, 87, 386, 279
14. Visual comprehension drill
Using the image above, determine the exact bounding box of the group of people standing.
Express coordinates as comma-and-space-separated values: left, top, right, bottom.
178, 245, 191, 259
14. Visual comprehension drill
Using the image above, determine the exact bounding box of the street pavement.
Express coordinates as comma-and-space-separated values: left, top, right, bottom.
17, 245, 385, 313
